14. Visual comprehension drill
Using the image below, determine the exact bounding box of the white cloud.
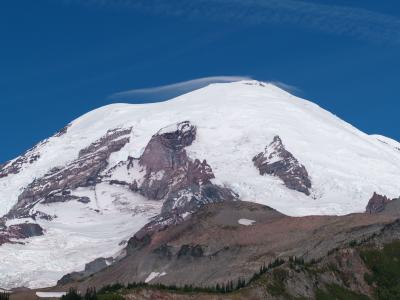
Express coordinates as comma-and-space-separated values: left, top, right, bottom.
65, 0, 400, 45
109, 75, 251, 100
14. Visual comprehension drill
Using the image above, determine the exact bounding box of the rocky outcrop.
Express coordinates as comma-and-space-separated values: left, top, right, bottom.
253, 136, 312, 195
177, 244, 204, 259
365, 192, 391, 214
8, 127, 132, 218
142, 122, 237, 213
41, 190, 90, 205
58, 257, 114, 285
161, 183, 237, 216
106, 121, 237, 218
0, 223, 44, 246
138, 121, 203, 200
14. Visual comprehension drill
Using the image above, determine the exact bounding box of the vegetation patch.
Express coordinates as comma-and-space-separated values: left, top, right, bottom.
315, 284, 370, 300
266, 268, 290, 298
0, 292, 10, 300
360, 241, 400, 299
61, 287, 124, 300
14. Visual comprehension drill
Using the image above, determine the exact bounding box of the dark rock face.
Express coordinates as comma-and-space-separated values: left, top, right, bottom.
253, 136, 312, 195
153, 244, 173, 259
365, 192, 391, 214
10, 223, 44, 237
58, 257, 114, 285
8, 127, 132, 218
127, 234, 152, 254
41, 191, 90, 205
0, 223, 44, 246
177, 244, 204, 259
31, 211, 55, 221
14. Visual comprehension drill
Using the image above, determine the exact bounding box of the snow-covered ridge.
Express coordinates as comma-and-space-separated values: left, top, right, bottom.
371, 134, 400, 151
0, 80, 400, 288
1, 80, 400, 217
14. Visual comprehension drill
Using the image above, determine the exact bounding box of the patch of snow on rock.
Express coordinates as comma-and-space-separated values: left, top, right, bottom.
36, 292, 67, 298
145, 271, 167, 283
238, 218, 256, 226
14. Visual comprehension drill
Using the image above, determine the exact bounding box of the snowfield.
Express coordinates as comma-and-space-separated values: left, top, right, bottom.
0, 80, 400, 288
0, 185, 161, 288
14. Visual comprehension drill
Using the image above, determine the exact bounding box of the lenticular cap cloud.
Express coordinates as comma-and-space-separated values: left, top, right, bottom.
109, 76, 251, 100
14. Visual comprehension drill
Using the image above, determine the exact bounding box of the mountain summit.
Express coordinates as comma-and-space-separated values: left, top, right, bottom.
0, 80, 399, 288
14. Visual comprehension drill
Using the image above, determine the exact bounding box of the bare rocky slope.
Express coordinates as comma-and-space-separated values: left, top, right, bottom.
52, 197, 400, 293
12, 196, 399, 299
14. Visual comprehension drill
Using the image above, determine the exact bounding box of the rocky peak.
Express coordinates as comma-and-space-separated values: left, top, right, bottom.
365, 192, 391, 214
253, 135, 312, 195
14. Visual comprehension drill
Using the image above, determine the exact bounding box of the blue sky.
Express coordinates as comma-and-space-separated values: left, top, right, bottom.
1, 0, 400, 162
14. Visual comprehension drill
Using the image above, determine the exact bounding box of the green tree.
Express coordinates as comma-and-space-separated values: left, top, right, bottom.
61, 288, 82, 300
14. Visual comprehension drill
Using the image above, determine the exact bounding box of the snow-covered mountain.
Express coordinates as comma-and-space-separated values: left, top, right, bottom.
0, 80, 399, 288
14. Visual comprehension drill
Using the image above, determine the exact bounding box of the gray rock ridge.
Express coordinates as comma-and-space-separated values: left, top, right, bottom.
7, 127, 132, 218
253, 135, 312, 195
58, 257, 115, 285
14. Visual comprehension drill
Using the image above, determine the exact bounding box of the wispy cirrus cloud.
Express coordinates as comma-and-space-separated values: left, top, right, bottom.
63, 0, 400, 45
109, 75, 251, 100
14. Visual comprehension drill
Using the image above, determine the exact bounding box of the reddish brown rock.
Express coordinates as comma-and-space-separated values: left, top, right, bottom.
365, 192, 391, 214
253, 136, 311, 195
